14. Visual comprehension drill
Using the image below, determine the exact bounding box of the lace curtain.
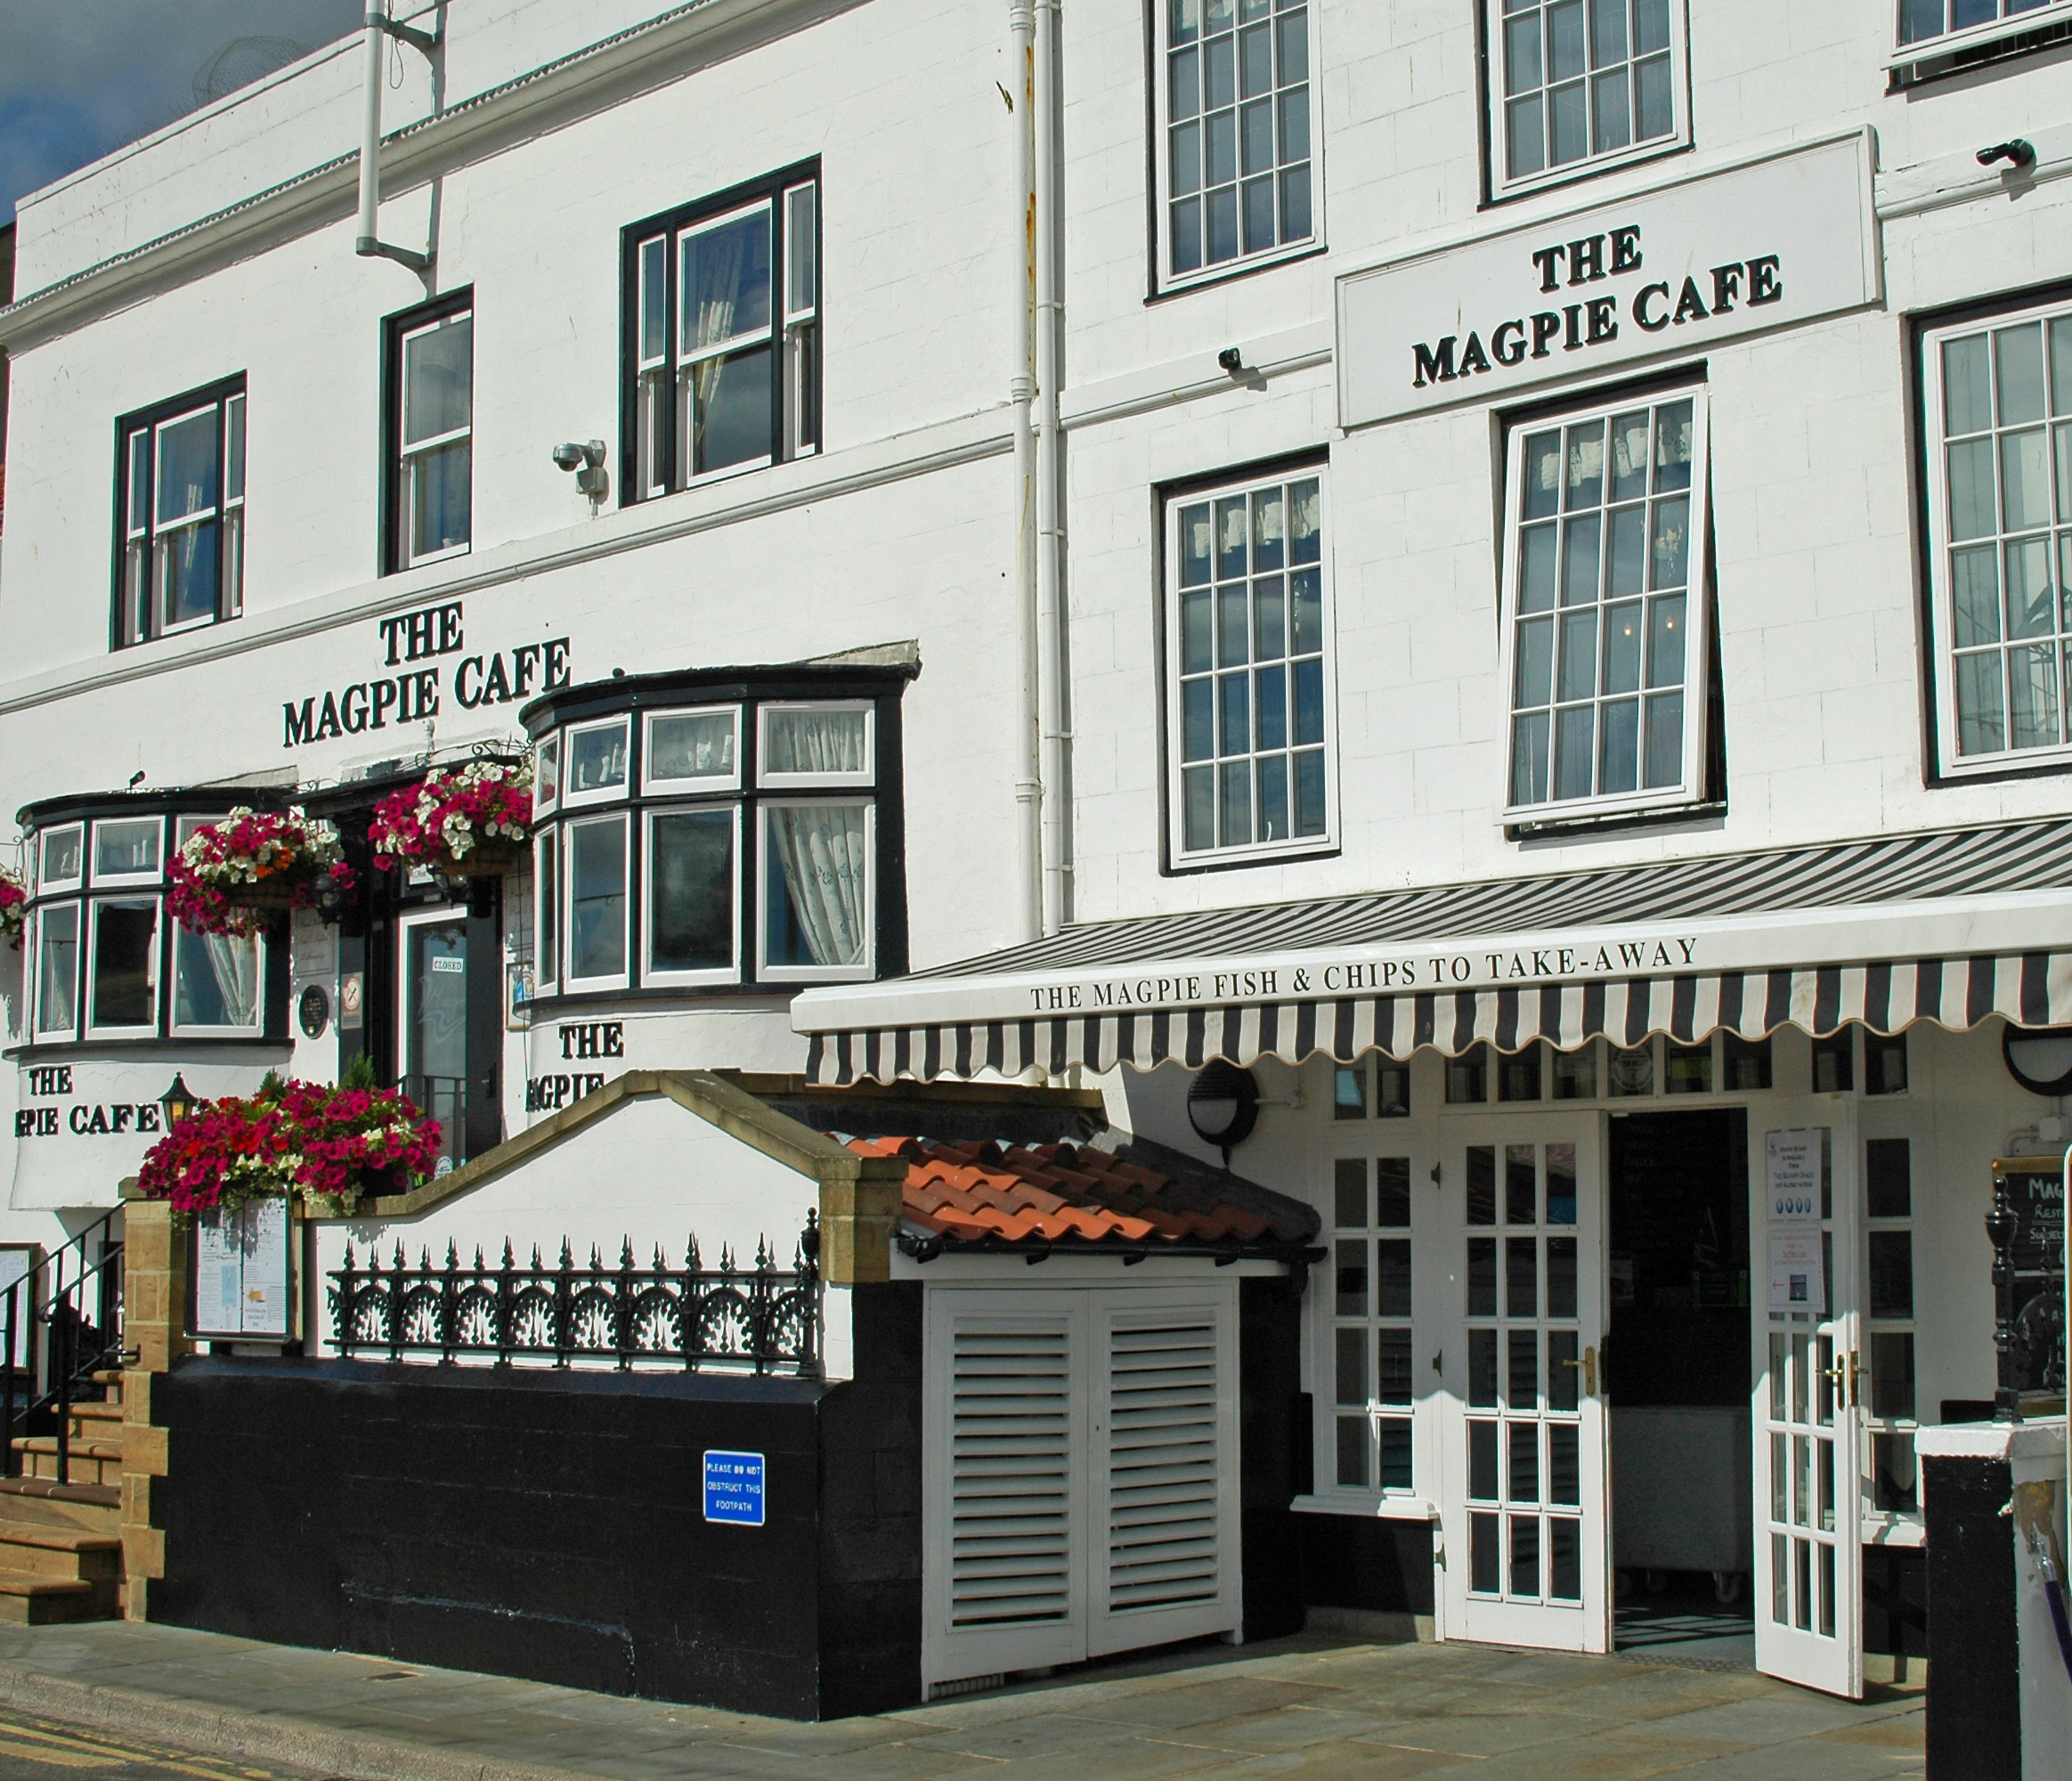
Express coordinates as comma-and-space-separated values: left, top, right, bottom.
768, 805, 867, 968
177, 931, 257, 1028
765, 709, 866, 776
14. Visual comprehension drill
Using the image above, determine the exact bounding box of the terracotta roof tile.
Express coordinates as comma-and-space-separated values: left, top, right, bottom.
839, 1133, 1308, 1252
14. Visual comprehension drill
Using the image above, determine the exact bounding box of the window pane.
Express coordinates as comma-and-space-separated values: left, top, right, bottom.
156, 409, 219, 524
639, 237, 667, 362
1946, 335, 1994, 435
1336, 1416, 1369, 1489
1546, 1144, 1577, 1224
1997, 322, 2047, 426
1335, 1238, 1369, 1317
1377, 1157, 1410, 1224
1334, 1158, 1367, 1225
158, 522, 220, 628
568, 723, 629, 794
1506, 94, 1545, 180
174, 925, 257, 1028
41, 827, 83, 887
36, 906, 79, 1035
1333, 1065, 1366, 1120
765, 708, 867, 777
94, 819, 159, 878
1375, 1240, 1411, 1318
1871, 1332, 1916, 1421
649, 812, 735, 975
403, 314, 473, 444
786, 183, 817, 316
692, 343, 774, 474
537, 830, 558, 984
1955, 648, 2007, 753
684, 207, 772, 353
91, 899, 158, 1029
649, 712, 737, 783
765, 803, 869, 969
1551, 1045, 1597, 1099
1335, 1325, 1368, 1404
568, 820, 627, 980
1634, 52, 1672, 140
225, 394, 246, 501
1868, 1231, 1914, 1319
410, 439, 471, 558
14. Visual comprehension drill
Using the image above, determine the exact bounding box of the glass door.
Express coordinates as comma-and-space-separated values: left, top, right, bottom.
1438, 1114, 1609, 1653
1751, 1101, 1863, 1698
400, 909, 469, 1172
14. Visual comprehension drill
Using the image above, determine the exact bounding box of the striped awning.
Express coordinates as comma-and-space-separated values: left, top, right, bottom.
792, 820, 2072, 1086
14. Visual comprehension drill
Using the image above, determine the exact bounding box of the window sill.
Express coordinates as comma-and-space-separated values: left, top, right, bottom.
1506, 800, 1726, 843
1291, 1492, 1439, 1521
1483, 139, 1693, 211
4, 1035, 288, 1062
1148, 241, 1326, 306
1165, 839, 1340, 877
1887, 12, 2072, 87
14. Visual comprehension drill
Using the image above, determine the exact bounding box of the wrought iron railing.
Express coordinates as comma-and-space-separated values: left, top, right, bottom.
328, 1216, 821, 1376
0, 1209, 126, 1482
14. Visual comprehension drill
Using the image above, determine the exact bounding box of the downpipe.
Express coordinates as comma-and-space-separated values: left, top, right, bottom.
1009, 0, 1040, 947
1034, 0, 1067, 939
356, 4, 437, 272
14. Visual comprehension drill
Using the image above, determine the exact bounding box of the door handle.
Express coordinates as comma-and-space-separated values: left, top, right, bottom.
1559, 1348, 1598, 1395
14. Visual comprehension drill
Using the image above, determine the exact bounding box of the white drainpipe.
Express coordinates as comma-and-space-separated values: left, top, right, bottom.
1010, 0, 1042, 947
356, 4, 436, 272
1034, 0, 1067, 939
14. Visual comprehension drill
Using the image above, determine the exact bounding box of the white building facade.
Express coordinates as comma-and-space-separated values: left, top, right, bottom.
1, 0, 2069, 1710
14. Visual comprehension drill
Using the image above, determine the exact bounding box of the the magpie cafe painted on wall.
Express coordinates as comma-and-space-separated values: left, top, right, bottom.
1335, 132, 1880, 427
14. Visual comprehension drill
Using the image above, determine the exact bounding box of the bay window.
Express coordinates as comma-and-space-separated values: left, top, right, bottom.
22, 804, 272, 1047
115, 378, 245, 647
1499, 386, 1711, 821
1165, 467, 1335, 866
626, 166, 819, 502
526, 669, 906, 1003
1485, 0, 1688, 199
1157, 0, 1315, 289
1924, 297, 2072, 774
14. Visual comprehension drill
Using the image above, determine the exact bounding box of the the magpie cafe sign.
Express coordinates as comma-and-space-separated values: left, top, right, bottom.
1336, 133, 1878, 427
280, 599, 572, 749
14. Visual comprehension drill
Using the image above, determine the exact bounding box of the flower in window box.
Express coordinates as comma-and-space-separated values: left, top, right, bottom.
167, 807, 353, 937
135, 1068, 442, 1223
0, 865, 24, 949
370, 760, 532, 879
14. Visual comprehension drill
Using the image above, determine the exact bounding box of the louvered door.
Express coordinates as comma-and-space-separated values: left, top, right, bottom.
922, 1286, 1240, 1691
1088, 1298, 1239, 1655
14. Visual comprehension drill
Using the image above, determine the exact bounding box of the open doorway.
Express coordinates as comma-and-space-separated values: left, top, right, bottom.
1607, 1109, 1753, 1667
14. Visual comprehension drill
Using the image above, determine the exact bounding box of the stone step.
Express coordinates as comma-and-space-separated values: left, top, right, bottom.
0, 1485, 119, 1537
0, 1525, 120, 1583
0, 1570, 115, 1625
12, 1441, 122, 1488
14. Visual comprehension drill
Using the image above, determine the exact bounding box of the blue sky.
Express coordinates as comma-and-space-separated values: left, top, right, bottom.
0, 2, 364, 225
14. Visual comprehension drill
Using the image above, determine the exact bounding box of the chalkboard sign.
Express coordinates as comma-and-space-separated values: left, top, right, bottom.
1987, 1159, 2067, 1416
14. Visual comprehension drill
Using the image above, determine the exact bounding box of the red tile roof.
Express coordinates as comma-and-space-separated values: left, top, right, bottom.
841, 1134, 1308, 1250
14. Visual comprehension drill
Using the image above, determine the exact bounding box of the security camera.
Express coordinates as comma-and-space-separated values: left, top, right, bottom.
551, 440, 609, 497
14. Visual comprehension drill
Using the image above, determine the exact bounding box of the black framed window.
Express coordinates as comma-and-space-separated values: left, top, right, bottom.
19, 801, 282, 1050
623, 165, 819, 503
525, 666, 907, 1004
383, 290, 474, 573
114, 378, 244, 647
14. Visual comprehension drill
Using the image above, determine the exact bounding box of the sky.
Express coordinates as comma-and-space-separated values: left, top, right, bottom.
0, 1, 365, 224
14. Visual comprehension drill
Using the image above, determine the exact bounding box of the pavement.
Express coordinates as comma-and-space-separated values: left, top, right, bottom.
0, 1620, 1926, 1781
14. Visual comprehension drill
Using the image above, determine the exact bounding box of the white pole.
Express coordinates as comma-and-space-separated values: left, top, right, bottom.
1009, 0, 1041, 948
355, 6, 386, 256
1034, 0, 1066, 939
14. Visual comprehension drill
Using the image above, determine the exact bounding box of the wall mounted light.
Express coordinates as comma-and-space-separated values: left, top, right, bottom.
1977, 139, 2036, 171
1186, 1061, 1260, 1164
158, 1074, 198, 1128
2003, 1025, 2072, 1097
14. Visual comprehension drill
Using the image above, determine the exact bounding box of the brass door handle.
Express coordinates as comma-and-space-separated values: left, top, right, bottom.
1560, 1348, 1599, 1395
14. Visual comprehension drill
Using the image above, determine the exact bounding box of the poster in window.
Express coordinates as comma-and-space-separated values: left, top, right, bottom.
190, 1198, 294, 1340
0, 1248, 40, 1369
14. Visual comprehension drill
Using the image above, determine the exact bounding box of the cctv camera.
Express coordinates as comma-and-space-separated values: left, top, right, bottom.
551, 443, 587, 472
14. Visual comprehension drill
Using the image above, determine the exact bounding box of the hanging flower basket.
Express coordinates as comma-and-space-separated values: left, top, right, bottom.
168, 807, 354, 938
135, 1071, 443, 1224
370, 760, 532, 880
0, 866, 24, 951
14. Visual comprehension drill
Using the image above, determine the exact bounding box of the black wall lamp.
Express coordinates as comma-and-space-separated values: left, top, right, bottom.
1978, 139, 2035, 171
2002, 1025, 2072, 1097
1186, 1061, 1260, 1164
158, 1074, 198, 1128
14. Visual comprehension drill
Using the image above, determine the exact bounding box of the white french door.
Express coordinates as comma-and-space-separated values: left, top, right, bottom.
921, 1284, 1240, 1692
1438, 1114, 1610, 1654
1751, 1099, 1864, 1698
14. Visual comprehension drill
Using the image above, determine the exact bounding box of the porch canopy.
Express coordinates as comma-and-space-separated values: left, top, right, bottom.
791, 820, 2072, 1086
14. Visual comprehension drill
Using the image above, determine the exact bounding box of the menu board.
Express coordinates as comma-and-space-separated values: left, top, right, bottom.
191, 1198, 294, 1341
1989, 1159, 2067, 1403
1765, 1128, 1826, 1313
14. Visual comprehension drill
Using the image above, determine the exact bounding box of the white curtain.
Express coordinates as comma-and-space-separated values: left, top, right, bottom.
768, 805, 867, 968
765, 710, 866, 777
204, 932, 260, 1027
685, 218, 752, 462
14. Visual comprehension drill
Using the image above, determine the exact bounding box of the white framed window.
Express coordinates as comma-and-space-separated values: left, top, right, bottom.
1896, 0, 2070, 53
1499, 388, 1710, 820
91, 817, 162, 886
392, 303, 473, 570
534, 828, 559, 993
1157, 0, 1315, 289
643, 806, 741, 987
756, 703, 872, 789
33, 904, 81, 1040
758, 799, 874, 982
1324, 1153, 1417, 1497
1923, 299, 2072, 773
562, 718, 631, 807
37, 825, 84, 894
630, 169, 819, 501
85, 898, 159, 1037
1166, 469, 1334, 865
534, 736, 560, 817
1863, 1135, 1922, 1528
644, 706, 741, 795
1486, 0, 1688, 200
563, 813, 630, 991
116, 382, 245, 647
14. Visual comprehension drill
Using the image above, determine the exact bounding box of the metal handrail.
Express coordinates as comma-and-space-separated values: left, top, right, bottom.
0, 1209, 125, 1484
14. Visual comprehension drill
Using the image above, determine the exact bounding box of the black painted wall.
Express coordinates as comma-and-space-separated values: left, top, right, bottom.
157, 1283, 923, 1721
1239, 1278, 1307, 1640
1923, 1454, 2019, 1781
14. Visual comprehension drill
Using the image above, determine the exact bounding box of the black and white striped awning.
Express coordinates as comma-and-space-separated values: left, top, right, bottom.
792, 820, 2072, 1086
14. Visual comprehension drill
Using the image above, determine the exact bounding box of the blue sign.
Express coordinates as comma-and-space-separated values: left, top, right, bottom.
703, 1450, 766, 1526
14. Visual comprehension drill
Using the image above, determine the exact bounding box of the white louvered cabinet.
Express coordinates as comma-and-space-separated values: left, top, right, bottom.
921, 1284, 1241, 1693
